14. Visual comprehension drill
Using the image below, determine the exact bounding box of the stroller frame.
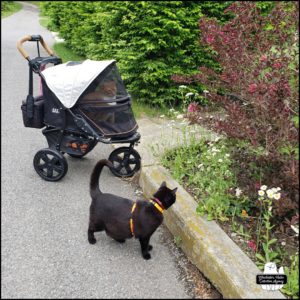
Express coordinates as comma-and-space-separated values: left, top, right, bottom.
18, 35, 141, 181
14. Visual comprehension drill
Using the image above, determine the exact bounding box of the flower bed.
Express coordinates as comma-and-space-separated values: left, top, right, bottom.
161, 113, 298, 298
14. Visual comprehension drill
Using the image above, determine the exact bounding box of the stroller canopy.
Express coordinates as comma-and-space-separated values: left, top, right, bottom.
41, 59, 117, 108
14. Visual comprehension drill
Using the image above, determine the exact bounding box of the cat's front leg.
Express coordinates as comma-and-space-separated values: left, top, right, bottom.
88, 228, 96, 244
139, 237, 151, 260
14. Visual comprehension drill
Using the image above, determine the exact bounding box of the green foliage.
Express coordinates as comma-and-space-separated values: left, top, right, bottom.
1, 1, 22, 18
281, 253, 299, 299
255, 1, 276, 15
53, 42, 85, 63
1, 1, 14, 11
40, 1, 231, 107
162, 137, 240, 221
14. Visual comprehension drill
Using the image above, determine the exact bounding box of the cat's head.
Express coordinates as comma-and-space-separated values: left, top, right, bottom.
99, 80, 117, 97
153, 181, 177, 210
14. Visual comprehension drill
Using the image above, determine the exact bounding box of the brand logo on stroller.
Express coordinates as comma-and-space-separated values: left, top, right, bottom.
52, 108, 60, 114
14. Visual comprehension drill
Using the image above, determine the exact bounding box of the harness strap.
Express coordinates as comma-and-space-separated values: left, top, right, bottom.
130, 203, 137, 236
129, 200, 164, 237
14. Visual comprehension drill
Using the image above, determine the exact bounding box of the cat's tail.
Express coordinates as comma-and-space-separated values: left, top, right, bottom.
90, 159, 114, 198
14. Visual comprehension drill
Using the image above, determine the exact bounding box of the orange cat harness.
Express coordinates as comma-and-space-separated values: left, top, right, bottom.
130, 198, 164, 237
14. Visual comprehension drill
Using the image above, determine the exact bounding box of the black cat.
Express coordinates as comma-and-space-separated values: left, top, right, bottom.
88, 159, 177, 260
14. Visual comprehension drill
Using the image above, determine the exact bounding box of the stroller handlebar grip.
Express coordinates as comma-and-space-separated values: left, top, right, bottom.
17, 35, 54, 60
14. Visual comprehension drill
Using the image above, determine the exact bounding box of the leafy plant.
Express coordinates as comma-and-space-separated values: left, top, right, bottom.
162, 137, 243, 221
255, 186, 282, 269
173, 1, 299, 226
281, 253, 299, 299
40, 1, 232, 107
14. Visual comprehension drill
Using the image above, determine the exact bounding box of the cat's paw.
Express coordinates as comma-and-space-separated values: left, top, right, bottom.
148, 245, 153, 251
143, 253, 151, 260
88, 238, 97, 244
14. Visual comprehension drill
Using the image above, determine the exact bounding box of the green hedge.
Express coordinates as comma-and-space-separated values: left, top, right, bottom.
41, 1, 231, 106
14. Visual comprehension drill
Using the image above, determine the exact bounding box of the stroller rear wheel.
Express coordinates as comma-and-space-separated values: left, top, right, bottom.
108, 147, 141, 177
33, 148, 68, 181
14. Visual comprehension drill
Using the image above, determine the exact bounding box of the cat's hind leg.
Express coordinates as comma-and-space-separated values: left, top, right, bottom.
88, 228, 97, 244
88, 222, 105, 244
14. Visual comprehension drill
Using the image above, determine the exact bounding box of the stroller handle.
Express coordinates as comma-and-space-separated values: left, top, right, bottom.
17, 35, 54, 60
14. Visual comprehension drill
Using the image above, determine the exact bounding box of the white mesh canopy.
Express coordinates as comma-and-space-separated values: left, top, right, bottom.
41, 59, 116, 108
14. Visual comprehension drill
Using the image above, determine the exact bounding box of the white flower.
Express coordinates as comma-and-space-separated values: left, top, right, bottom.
258, 190, 265, 196
281, 241, 286, 246
291, 225, 299, 235
235, 188, 242, 198
268, 206, 272, 212
260, 185, 268, 191
185, 92, 194, 97
169, 108, 175, 112
225, 154, 230, 157
218, 159, 223, 163
160, 115, 165, 118
179, 85, 187, 89
176, 114, 184, 119
203, 90, 210, 94
273, 193, 281, 200
276, 187, 281, 191
266, 189, 275, 199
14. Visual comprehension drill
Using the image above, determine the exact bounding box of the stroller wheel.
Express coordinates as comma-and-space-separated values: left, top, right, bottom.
108, 147, 141, 177
33, 148, 68, 181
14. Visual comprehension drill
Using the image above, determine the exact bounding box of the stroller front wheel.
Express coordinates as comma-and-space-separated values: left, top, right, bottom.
108, 147, 141, 177
33, 148, 68, 181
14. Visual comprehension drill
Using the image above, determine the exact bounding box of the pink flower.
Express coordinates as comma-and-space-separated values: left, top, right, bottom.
247, 240, 257, 251
273, 62, 282, 69
269, 84, 277, 94
248, 83, 257, 93
260, 55, 268, 62
206, 34, 215, 44
188, 102, 199, 113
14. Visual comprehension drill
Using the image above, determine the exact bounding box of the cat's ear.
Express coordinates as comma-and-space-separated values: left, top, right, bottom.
172, 187, 178, 195
159, 181, 167, 189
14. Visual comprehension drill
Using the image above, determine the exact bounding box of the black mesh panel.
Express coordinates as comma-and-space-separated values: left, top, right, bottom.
77, 100, 138, 137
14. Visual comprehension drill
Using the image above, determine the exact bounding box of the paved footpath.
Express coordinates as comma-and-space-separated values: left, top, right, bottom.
1, 2, 219, 299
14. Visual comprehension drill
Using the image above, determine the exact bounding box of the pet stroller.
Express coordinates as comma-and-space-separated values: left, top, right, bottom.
17, 35, 141, 181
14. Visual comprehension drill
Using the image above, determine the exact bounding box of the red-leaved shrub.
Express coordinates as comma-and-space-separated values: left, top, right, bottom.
172, 1, 299, 226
